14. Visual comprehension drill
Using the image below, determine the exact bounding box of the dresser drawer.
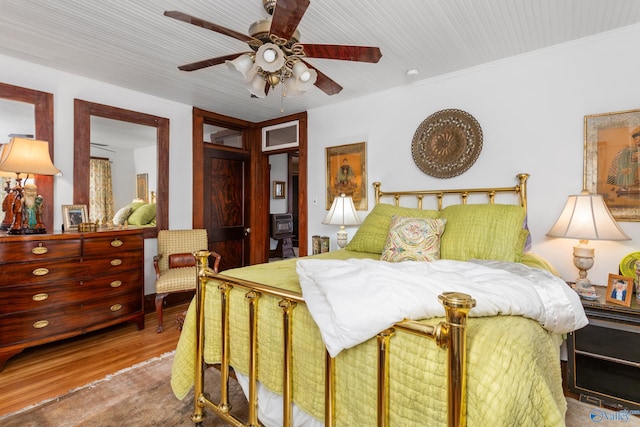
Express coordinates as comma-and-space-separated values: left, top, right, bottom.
0, 291, 143, 346
83, 234, 143, 257
0, 239, 81, 263
81, 251, 143, 274
0, 258, 82, 286
574, 320, 640, 363
0, 269, 143, 315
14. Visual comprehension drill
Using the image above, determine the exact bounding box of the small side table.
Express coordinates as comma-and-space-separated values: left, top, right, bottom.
566, 284, 640, 410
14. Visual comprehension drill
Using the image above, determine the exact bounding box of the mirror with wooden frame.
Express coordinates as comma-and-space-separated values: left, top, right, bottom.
0, 82, 54, 230
73, 99, 168, 238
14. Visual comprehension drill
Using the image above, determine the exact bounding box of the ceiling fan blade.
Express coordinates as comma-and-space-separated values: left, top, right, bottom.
164, 10, 259, 44
302, 44, 382, 63
178, 53, 246, 72
302, 60, 342, 95
269, 0, 310, 41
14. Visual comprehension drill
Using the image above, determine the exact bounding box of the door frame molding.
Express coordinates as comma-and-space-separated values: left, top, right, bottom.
192, 108, 307, 264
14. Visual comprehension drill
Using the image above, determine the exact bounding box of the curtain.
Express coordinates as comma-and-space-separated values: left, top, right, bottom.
89, 157, 114, 224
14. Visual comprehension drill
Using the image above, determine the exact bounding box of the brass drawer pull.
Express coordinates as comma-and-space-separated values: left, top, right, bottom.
110, 280, 123, 288
110, 304, 123, 312
33, 320, 49, 329
32, 268, 49, 276
111, 239, 123, 248
110, 259, 123, 266
32, 293, 49, 302
31, 243, 48, 255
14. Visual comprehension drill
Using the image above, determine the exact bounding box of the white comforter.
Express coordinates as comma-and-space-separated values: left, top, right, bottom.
296, 258, 587, 357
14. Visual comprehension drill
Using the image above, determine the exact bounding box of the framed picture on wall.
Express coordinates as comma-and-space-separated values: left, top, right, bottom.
273, 181, 286, 199
136, 173, 148, 203
325, 142, 367, 210
584, 108, 640, 220
62, 204, 88, 231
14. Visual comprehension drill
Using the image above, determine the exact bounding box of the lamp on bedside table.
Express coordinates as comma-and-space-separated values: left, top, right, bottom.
546, 190, 630, 291
323, 193, 360, 249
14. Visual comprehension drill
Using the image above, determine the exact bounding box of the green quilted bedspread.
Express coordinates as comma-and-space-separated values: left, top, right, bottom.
171, 251, 566, 426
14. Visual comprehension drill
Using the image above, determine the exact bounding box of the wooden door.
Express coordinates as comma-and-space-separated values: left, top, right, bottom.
202, 146, 250, 271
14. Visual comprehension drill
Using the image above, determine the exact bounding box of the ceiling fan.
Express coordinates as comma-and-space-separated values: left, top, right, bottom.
164, 0, 382, 98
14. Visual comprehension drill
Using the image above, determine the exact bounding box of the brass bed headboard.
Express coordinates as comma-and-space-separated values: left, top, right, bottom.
373, 173, 529, 213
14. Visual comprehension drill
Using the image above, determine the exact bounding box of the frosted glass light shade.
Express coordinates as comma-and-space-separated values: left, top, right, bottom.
255, 43, 285, 72
225, 54, 254, 78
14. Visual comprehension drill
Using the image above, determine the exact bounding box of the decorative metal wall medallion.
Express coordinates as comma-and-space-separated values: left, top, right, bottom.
411, 109, 483, 178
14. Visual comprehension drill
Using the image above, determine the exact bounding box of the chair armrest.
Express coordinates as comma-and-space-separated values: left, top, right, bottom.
153, 254, 163, 279
209, 251, 221, 274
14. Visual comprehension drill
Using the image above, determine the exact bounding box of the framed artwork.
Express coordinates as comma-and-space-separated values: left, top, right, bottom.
326, 142, 367, 210
584, 108, 640, 220
273, 181, 286, 199
62, 204, 88, 231
605, 273, 633, 307
136, 173, 148, 203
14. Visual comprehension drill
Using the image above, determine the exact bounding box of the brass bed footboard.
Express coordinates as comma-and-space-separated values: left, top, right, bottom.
191, 251, 476, 427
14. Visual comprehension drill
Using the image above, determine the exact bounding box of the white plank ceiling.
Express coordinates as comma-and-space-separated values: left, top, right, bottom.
1, 0, 639, 122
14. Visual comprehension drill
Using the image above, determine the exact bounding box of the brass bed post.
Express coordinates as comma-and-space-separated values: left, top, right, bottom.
325, 352, 336, 427
191, 251, 211, 425
376, 328, 395, 427
439, 292, 476, 427
280, 299, 297, 427
246, 291, 261, 427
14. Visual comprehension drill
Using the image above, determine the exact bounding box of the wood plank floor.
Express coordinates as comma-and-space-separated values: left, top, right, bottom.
0, 302, 189, 416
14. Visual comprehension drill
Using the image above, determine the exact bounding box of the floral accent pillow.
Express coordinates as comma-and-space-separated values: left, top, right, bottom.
380, 216, 447, 262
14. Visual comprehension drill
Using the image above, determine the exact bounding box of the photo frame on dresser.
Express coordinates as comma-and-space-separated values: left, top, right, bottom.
584, 108, 640, 220
62, 204, 88, 231
605, 273, 633, 307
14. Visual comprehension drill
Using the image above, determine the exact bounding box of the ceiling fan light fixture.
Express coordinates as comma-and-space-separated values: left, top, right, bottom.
287, 68, 317, 95
292, 61, 312, 82
247, 73, 267, 98
256, 43, 285, 72
225, 54, 254, 78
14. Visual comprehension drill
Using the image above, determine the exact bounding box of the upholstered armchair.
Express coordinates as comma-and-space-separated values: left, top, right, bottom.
153, 229, 220, 333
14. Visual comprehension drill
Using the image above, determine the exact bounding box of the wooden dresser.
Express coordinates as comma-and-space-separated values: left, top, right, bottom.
0, 229, 144, 371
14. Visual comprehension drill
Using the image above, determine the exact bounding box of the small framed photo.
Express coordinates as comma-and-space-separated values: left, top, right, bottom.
606, 273, 633, 307
62, 204, 88, 231
273, 181, 286, 199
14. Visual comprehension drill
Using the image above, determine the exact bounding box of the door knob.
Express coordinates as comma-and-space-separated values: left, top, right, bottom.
244, 227, 251, 236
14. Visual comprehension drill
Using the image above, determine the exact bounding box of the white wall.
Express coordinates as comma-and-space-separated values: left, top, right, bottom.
0, 54, 194, 294
3, 23, 640, 291
307, 24, 640, 287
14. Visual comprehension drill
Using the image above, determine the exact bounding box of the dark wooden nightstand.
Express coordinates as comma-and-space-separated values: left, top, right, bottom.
566, 285, 640, 410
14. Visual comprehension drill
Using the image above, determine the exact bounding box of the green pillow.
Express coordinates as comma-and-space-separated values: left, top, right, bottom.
346, 203, 440, 254
127, 203, 156, 225
438, 204, 526, 262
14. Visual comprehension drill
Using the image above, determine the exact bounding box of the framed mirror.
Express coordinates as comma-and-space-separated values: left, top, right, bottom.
73, 99, 168, 238
0, 82, 54, 229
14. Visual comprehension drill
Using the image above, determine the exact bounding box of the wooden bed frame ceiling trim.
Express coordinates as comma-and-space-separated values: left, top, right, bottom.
189, 173, 530, 427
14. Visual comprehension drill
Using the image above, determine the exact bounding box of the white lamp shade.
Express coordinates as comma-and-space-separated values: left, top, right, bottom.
546, 191, 629, 241
246, 73, 267, 98
255, 43, 285, 72
286, 62, 318, 95
0, 137, 61, 176
225, 53, 254, 78
323, 194, 360, 226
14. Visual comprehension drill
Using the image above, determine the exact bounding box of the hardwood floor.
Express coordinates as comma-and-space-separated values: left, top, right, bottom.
0, 302, 189, 416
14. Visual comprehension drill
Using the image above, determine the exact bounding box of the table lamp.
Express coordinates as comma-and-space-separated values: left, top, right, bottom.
546, 190, 630, 290
0, 137, 61, 234
323, 193, 360, 248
